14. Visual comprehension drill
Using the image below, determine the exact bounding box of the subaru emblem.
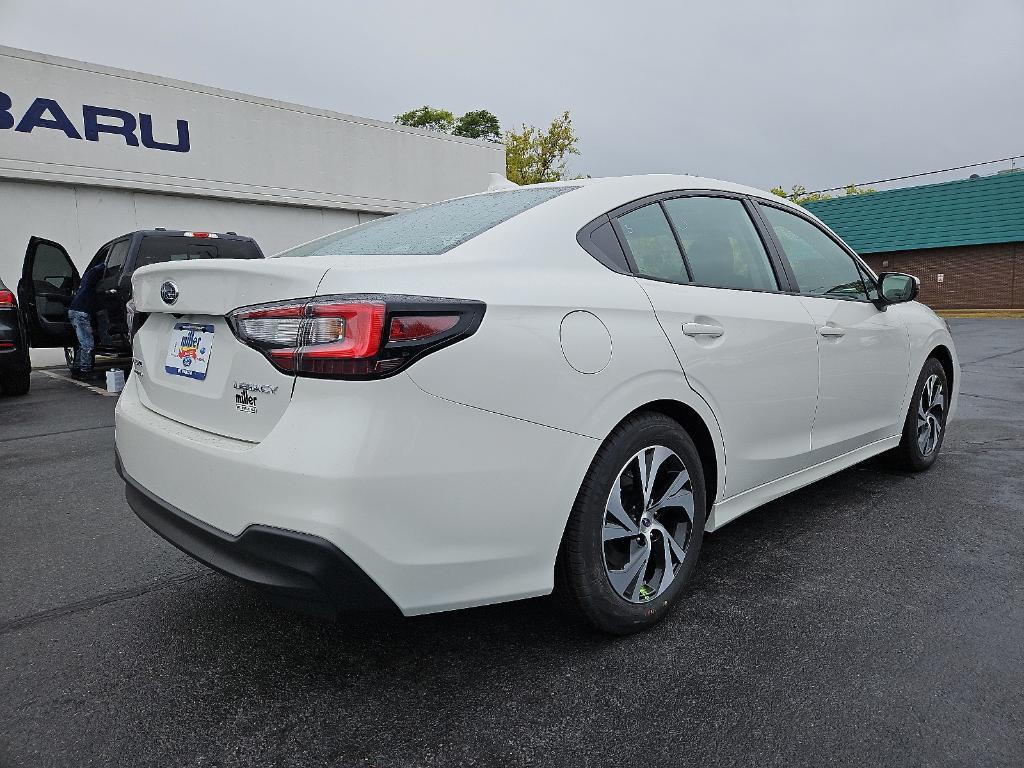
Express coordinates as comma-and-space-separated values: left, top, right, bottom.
160, 280, 179, 305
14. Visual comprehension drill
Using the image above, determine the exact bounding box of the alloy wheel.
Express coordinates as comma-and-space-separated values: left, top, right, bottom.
602, 445, 695, 603
917, 373, 945, 456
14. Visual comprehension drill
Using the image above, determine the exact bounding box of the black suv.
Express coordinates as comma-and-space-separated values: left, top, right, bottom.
0, 275, 31, 395
18, 230, 264, 369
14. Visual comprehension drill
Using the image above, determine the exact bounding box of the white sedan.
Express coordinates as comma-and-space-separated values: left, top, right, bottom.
115, 175, 958, 634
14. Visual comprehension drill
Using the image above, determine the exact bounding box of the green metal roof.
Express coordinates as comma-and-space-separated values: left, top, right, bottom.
803, 170, 1024, 254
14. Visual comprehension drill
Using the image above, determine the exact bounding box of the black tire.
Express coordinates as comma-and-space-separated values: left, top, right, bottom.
891, 357, 949, 472
65, 346, 77, 372
0, 365, 31, 396
556, 412, 706, 634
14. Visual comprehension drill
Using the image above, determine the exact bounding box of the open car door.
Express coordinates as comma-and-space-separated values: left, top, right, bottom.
17, 236, 80, 348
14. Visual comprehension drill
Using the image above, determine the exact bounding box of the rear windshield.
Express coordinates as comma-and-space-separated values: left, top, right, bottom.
134, 236, 263, 271
277, 187, 576, 258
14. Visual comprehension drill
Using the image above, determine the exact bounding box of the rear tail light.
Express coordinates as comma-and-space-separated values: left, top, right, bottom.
0, 289, 16, 308
126, 298, 149, 343
228, 294, 485, 379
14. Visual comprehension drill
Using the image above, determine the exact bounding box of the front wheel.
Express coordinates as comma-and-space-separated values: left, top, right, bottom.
557, 413, 706, 634
891, 357, 949, 472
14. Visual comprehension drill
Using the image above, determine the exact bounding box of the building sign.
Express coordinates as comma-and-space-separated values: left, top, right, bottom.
0, 90, 189, 152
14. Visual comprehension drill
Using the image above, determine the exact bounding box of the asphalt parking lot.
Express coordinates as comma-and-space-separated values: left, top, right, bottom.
2, 319, 1022, 768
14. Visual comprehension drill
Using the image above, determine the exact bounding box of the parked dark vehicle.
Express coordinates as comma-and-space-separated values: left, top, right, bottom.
18, 230, 264, 369
0, 275, 32, 395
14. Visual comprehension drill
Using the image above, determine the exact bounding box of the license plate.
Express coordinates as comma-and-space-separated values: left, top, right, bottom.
165, 322, 215, 380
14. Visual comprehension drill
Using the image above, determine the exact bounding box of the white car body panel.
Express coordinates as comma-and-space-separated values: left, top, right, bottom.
116, 174, 960, 616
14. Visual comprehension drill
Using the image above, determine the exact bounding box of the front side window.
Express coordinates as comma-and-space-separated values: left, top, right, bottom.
758, 204, 869, 300
278, 187, 576, 257
616, 204, 688, 283
662, 197, 778, 291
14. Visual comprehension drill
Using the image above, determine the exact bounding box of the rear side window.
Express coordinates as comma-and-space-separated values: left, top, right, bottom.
616, 204, 688, 283
278, 187, 576, 257
133, 237, 263, 272
104, 240, 130, 277
662, 197, 778, 292
758, 205, 868, 300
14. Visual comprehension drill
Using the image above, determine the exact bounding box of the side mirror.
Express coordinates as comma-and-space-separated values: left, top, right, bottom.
877, 272, 919, 307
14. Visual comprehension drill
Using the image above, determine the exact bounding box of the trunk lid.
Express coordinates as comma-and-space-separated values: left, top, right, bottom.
129, 258, 330, 442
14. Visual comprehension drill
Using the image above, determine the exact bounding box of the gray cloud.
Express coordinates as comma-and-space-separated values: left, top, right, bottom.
2, 0, 1022, 191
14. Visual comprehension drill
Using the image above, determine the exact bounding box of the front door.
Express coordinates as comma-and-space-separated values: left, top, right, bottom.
17, 237, 80, 348
756, 203, 912, 461
613, 195, 820, 498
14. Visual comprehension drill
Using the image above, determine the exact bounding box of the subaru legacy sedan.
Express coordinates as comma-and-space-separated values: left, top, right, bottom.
114, 175, 957, 634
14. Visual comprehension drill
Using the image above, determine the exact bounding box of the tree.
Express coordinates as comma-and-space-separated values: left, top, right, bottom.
771, 183, 876, 206
504, 110, 580, 185
394, 105, 583, 183
395, 106, 456, 133
453, 110, 501, 142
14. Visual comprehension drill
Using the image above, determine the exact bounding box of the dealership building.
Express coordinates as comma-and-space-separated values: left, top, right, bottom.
806, 170, 1024, 310
0, 44, 504, 307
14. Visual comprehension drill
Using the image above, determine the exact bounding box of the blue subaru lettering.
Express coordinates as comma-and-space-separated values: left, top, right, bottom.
0, 92, 190, 154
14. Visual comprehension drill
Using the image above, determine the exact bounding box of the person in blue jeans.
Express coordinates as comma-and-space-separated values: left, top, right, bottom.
67, 263, 105, 379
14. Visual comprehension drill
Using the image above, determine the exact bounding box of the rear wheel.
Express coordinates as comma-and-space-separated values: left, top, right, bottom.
557, 413, 706, 634
892, 357, 948, 471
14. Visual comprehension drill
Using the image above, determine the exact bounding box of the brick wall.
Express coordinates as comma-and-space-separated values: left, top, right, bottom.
861, 242, 1024, 309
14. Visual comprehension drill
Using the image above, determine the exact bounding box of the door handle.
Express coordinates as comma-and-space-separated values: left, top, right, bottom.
682, 322, 724, 338
104, 289, 119, 295
818, 325, 846, 338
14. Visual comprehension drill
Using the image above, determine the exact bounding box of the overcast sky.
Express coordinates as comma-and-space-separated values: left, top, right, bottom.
2, 0, 1022, 192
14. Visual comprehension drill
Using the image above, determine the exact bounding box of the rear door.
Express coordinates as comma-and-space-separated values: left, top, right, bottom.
613, 193, 820, 498
17, 237, 80, 348
756, 202, 911, 460
94, 238, 132, 350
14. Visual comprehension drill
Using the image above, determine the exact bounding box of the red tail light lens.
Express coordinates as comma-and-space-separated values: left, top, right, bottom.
389, 314, 459, 341
229, 294, 484, 379
0, 290, 16, 308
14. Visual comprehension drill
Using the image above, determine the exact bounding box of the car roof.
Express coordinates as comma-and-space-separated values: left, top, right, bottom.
113, 230, 258, 242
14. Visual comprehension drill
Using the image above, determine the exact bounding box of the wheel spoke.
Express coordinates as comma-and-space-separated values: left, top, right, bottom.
605, 477, 639, 535
651, 471, 694, 523
608, 544, 650, 598
603, 524, 636, 542
657, 534, 675, 595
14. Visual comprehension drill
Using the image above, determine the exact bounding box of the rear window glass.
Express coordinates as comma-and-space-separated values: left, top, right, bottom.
134, 237, 263, 271
277, 187, 576, 257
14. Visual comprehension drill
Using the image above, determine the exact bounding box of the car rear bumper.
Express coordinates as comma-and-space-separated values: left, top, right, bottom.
116, 450, 400, 616
114, 371, 598, 616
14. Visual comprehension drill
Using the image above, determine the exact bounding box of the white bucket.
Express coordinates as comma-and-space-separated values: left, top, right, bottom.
106, 368, 126, 393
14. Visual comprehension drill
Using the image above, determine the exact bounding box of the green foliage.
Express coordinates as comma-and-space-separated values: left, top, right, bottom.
395, 106, 456, 133
504, 110, 580, 185
453, 110, 502, 142
772, 183, 877, 206
395, 105, 582, 184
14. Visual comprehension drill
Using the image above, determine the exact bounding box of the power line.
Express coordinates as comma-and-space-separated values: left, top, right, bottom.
808, 154, 1024, 195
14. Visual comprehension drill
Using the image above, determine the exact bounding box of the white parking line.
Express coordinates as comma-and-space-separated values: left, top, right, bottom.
40, 369, 120, 397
